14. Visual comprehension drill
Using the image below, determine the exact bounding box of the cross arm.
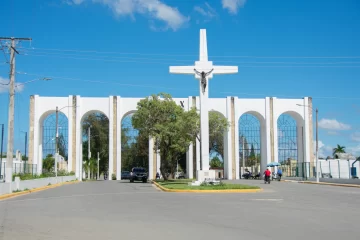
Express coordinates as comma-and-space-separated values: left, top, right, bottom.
169, 66, 196, 74
213, 66, 238, 74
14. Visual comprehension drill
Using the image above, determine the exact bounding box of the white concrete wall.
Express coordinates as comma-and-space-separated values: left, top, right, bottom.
0, 175, 76, 195
31, 95, 313, 180
319, 160, 360, 179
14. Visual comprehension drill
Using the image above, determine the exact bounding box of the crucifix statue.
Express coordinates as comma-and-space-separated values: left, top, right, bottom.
169, 29, 238, 180
194, 68, 213, 93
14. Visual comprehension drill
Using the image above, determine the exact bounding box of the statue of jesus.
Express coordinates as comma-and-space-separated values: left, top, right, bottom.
194, 68, 213, 93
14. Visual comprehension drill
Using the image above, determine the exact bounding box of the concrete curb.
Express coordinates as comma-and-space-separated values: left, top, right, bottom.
283, 179, 360, 188
298, 181, 360, 188
0, 180, 80, 200
152, 181, 263, 193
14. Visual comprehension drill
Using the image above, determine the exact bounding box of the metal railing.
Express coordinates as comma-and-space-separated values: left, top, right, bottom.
0, 163, 37, 181
279, 162, 315, 179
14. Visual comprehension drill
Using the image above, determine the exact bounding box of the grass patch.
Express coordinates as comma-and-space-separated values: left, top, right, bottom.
155, 180, 260, 190
13, 170, 75, 181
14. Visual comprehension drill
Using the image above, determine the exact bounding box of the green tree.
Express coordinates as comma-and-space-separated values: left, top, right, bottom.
43, 154, 55, 173
210, 156, 223, 168
333, 144, 346, 157
82, 113, 109, 176
132, 93, 199, 180
209, 111, 229, 158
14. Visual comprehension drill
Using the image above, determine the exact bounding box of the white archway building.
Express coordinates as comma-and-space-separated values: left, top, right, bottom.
28, 95, 314, 181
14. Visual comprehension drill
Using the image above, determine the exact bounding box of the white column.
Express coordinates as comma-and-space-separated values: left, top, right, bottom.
195, 97, 201, 172
116, 96, 121, 180
108, 96, 114, 180
157, 150, 161, 175
67, 95, 73, 172
199, 79, 210, 171
303, 97, 311, 164
32, 95, 40, 174
148, 137, 154, 180
234, 97, 240, 179
75, 95, 82, 181
272, 97, 279, 163
196, 138, 200, 171
264, 97, 272, 170
224, 97, 233, 180
186, 143, 193, 179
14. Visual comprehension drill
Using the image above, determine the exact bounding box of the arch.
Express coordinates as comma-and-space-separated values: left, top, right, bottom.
120, 111, 149, 179
277, 113, 304, 177
80, 111, 110, 180
121, 110, 137, 123
209, 110, 227, 160
37, 111, 69, 174
277, 110, 304, 126
238, 111, 266, 177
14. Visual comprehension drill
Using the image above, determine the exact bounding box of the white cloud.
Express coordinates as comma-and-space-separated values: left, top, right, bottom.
351, 132, 360, 142
0, 77, 24, 93
221, 0, 246, 14
70, 0, 189, 31
318, 118, 351, 131
194, 2, 217, 19
313, 140, 333, 158
347, 145, 360, 157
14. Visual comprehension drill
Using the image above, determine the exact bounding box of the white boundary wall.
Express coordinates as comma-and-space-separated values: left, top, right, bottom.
0, 175, 76, 195
319, 160, 360, 179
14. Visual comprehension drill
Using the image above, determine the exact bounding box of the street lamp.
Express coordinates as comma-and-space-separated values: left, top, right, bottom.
20, 131, 27, 173
296, 103, 319, 182
15, 77, 52, 88
0, 124, 4, 181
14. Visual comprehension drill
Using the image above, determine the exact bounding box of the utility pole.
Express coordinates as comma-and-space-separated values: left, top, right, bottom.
97, 152, 99, 180
0, 124, 4, 180
242, 136, 245, 176
316, 108, 319, 183
55, 107, 59, 180
24, 132, 27, 161
88, 126, 91, 179
21, 131, 27, 173
0, 37, 32, 183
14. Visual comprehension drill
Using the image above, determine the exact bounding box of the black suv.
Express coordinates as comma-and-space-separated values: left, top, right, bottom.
129, 167, 148, 183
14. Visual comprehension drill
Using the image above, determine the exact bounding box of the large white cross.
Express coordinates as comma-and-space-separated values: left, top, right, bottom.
169, 29, 238, 172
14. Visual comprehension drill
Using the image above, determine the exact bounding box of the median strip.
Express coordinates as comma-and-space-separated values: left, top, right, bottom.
152, 180, 263, 193
0, 180, 80, 201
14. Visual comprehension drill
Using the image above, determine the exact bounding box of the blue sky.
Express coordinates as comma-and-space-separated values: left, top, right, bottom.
0, 0, 360, 158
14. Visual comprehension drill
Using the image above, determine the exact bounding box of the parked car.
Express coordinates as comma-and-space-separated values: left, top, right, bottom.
130, 167, 148, 183
121, 171, 130, 180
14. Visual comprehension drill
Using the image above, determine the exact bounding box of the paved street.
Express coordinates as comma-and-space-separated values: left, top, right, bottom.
1, 180, 360, 240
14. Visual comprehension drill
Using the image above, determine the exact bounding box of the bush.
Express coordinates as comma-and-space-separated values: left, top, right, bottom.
12, 170, 75, 181
112, 173, 116, 180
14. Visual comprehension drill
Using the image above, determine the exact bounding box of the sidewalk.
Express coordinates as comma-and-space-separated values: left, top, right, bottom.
283, 179, 360, 188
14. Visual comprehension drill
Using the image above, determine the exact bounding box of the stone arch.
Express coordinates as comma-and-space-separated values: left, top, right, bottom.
37, 110, 69, 174
80, 110, 110, 180
277, 111, 305, 177
120, 111, 149, 175
238, 111, 266, 177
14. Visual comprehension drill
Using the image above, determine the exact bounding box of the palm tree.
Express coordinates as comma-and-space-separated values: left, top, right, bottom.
333, 144, 346, 157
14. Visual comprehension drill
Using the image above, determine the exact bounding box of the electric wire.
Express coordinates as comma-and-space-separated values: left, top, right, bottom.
15, 71, 360, 100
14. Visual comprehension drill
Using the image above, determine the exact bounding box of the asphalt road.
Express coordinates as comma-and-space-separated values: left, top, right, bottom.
1, 179, 359, 240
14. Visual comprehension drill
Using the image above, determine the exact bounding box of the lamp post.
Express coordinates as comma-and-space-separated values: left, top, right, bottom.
0, 124, 4, 180
297, 104, 319, 182
21, 131, 27, 173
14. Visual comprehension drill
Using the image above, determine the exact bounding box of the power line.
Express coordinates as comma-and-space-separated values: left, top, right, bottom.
18, 46, 360, 59
19, 53, 360, 68
18, 49, 360, 65
15, 71, 360, 100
